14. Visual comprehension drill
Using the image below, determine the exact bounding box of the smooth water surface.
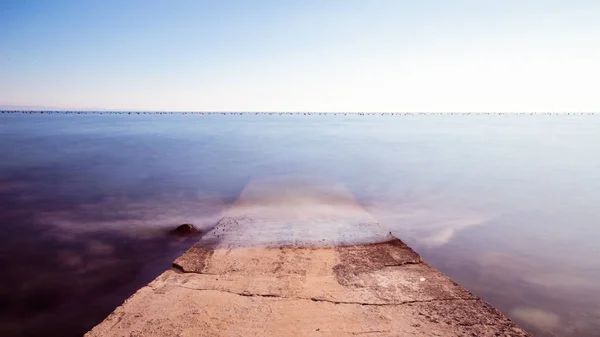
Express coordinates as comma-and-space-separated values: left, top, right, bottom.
1, 113, 599, 336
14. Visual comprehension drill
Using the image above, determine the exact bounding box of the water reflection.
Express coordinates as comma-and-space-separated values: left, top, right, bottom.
1, 113, 600, 336
0, 212, 201, 336
406, 224, 600, 337
0, 173, 229, 336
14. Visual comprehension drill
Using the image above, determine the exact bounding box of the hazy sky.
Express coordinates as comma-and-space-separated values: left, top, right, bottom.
1, 0, 599, 112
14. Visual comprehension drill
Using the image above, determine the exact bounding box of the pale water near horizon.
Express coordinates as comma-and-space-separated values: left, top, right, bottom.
1, 113, 599, 336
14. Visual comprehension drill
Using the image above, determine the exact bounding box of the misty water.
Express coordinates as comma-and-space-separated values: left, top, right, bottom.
1, 112, 599, 336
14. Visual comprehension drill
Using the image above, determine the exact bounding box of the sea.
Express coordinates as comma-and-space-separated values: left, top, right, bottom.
1, 111, 599, 336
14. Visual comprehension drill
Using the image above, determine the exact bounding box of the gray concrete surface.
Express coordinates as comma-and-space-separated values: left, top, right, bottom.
86, 177, 530, 336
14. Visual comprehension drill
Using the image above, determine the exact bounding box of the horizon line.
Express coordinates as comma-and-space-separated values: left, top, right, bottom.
1, 110, 597, 114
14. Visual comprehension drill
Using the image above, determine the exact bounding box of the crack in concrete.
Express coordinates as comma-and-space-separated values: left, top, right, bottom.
167, 283, 476, 307
171, 266, 221, 276
349, 330, 391, 335
382, 261, 422, 268
171, 260, 422, 275
309, 296, 477, 306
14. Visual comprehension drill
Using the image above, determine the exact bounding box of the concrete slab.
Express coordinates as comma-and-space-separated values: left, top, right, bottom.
86, 178, 530, 336
195, 176, 394, 248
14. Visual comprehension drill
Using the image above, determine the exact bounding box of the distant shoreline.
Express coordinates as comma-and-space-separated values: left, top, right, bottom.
1, 110, 596, 115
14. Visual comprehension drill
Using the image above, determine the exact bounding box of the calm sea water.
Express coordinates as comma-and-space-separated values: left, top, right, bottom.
1, 113, 599, 336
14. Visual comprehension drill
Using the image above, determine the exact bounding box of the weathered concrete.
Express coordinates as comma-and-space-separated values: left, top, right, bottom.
87, 177, 530, 336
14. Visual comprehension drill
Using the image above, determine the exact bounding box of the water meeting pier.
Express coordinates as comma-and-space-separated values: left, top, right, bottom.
86, 178, 530, 336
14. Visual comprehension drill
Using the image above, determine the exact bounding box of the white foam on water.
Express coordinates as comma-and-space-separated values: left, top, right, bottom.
199, 175, 395, 248
36, 193, 227, 239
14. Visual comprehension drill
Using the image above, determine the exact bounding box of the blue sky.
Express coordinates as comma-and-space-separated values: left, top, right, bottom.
1, 0, 599, 112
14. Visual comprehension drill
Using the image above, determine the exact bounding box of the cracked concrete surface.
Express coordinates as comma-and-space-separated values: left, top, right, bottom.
86, 177, 530, 336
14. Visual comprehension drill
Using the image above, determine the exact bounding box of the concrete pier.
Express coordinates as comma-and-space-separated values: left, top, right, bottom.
86, 178, 530, 336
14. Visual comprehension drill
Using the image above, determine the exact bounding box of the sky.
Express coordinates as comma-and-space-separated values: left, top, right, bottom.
1, 0, 599, 112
